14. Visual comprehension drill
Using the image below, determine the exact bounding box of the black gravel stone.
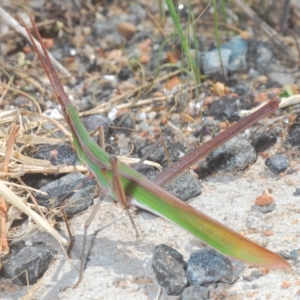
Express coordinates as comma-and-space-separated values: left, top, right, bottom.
82, 114, 111, 134
287, 114, 300, 146
186, 247, 245, 286
259, 202, 276, 213
152, 244, 188, 296
1, 242, 55, 285
208, 95, 240, 122
293, 188, 300, 196
32, 143, 78, 166
232, 83, 250, 96
164, 172, 201, 201
248, 41, 274, 74
135, 163, 160, 180
117, 67, 133, 81
112, 113, 135, 136
195, 137, 256, 179
250, 129, 277, 153
36, 172, 97, 215
138, 141, 186, 169
265, 154, 289, 175
179, 285, 209, 300
137, 162, 162, 180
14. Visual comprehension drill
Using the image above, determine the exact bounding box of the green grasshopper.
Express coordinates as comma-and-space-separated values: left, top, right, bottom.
22, 15, 290, 288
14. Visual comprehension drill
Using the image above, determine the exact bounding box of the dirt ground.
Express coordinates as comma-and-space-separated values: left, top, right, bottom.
1, 155, 299, 300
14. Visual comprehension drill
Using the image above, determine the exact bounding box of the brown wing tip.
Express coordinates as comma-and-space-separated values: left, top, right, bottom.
251, 256, 291, 270
269, 259, 291, 269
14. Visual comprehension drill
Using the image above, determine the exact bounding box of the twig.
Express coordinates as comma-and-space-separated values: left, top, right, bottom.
3, 125, 19, 173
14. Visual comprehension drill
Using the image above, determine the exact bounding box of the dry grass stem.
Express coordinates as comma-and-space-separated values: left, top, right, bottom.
3, 125, 19, 173
240, 95, 300, 117
0, 181, 68, 247
0, 196, 9, 257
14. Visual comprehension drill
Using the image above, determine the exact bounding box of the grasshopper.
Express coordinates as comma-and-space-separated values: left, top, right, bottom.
21, 15, 290, 289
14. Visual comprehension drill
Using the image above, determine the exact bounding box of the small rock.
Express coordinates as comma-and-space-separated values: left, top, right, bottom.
265, 154, 289, 175
118, 67, 133, 81
287, 168, 296, 175
222, 36, 248, 72
137, 112, 147, 121
232, 83, 251, 96
260, 202, 276, 213
42, 108, 63, 119
63, 185, 97, 215
281, 281, 291, 289
208, 95, 240, 121
279, 250, 292, 260
103, 32, 124, 48
112, 113, 135, 136
293, 188, 300, 196
36, 172, 97, 215
250, 129, 277, 153
82, 114, 111, 134
263, 229, 274, 236
287, 114, 300, 146
152, 244, 188, 296
135, 164, 160, 180
1, 242, 55, 285
268, 71, 294, 86
201, 36, 248, 76
32, 143, 78, 166
248, 41, 274, 74
179, 286, 209, 300
117, 21, 136, 39
232, 83, 256, 110
255, 190, 274, 206
164, 172, 201, 201
201, 48, 231, 76
186, 247, 245, 286
196, 137, 256, 178
138, 141, 186, 169
289, 249, 299, 261
250, 270, 263, 278
242, 274, 255, 281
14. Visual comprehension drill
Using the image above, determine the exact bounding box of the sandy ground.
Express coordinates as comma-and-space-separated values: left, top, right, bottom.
1, 156, 300, 300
